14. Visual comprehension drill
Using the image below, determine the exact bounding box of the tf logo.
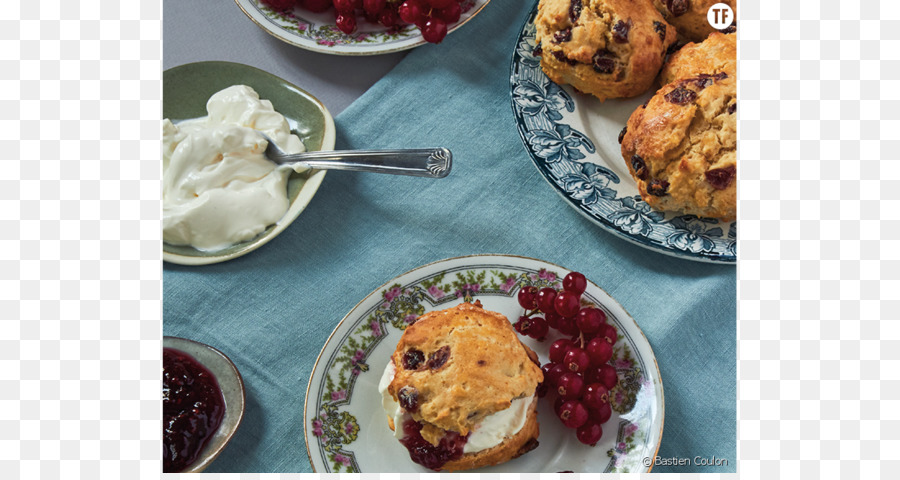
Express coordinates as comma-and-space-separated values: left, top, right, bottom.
707, 3, 735, 30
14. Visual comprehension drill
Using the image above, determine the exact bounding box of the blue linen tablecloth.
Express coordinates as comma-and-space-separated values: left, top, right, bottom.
163, 0, 736, 473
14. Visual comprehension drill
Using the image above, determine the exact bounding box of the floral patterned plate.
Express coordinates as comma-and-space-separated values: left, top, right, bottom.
235, 0, 491, 55
304, 254, 663, 473
509, 5, 736, 263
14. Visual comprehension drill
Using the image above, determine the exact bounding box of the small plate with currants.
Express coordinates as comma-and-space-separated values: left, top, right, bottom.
235, 0, 492, 55
303, 254, 663, 472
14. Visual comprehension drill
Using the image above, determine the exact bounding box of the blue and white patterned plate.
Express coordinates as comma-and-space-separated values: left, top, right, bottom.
235, 0, 491, 56
509, 5, 736, 264
303, 254, 663, 473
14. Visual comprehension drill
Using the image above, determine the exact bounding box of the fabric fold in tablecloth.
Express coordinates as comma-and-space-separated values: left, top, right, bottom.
163, 0, 736, 473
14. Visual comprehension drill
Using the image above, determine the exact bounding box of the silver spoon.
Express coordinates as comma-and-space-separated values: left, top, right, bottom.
260, 133, 452, 178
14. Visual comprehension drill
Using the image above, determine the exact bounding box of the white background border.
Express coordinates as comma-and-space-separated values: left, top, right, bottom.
4, 0, 897, 478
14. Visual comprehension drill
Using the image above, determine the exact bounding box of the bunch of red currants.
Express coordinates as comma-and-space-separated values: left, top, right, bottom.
261, 0, 470, 43
515, 271, 619, 446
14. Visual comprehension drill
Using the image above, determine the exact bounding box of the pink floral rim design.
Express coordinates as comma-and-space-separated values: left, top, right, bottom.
303, 254, 664, 472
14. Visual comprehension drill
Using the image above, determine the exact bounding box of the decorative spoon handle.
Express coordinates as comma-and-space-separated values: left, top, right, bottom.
271, 148, 452, 178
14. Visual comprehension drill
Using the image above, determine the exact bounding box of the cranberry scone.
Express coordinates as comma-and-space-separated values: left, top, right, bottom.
619, 71, 736, 220
535, 0, 677, 101
659, 30, 736, 86
379, 302, 543, 471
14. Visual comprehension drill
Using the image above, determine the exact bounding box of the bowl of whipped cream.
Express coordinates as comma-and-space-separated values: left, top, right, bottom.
162, 61, 334, 265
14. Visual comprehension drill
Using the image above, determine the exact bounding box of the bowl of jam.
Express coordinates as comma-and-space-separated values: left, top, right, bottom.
163, 336, 245, 473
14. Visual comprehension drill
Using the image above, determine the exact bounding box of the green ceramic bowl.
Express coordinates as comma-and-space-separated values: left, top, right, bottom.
162, 61, 334, 265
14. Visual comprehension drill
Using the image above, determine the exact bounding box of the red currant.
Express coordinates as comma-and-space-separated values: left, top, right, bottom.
563, 271, 587, 294
536, 287, 557, 314
301, 0, 332, 12
263, 0, 299, 10
363, 0, 386, 15
558, 400, 589, 428
333, 0, 355, 14
398, 0, 426, 24
598, 364, 618, 390
421, 17, 448, 43
544, 311, 561, 329
590, 402, 612, 423
426, 0, 455, 8
553, 395, 566, 415
545, 362, 567, 388
527, 316, 549, 340
556, 315, 578, 336
514, 315, 532, 336
436, 3, 462, 23
548, 339, 573, 363
576, 420, 603, 446
576, 307, 604, 334
582, 383, 609, 410
600, 323, 617, 345
563, 347, 590, 373
585, 337, 613, 366
517, 285, 539, 309
556, 371, 584, 400
554, 290, 581, 317
336, 12, 357, 33
379, 7, 399, 27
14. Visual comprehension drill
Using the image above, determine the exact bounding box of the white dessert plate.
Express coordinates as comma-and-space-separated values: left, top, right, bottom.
303, 254, 664, 473
164, 336, 246, 473
235, 0, 492, 55
162, 61, 335, 266
509, 6, 736, 263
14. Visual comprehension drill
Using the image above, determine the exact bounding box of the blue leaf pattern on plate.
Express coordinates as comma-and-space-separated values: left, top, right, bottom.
527, 123, 593, 163
515, 24, 541, 68
609, 197, 666, 236
561, 163, 619, 206
512, 79, 572, 122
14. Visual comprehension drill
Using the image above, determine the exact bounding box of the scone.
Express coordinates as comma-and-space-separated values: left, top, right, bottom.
535, 0, 677, 101
651, 0, 736, 42
619, 72, 736, 220
378, 301, 543, 471
659, 30, 736, 85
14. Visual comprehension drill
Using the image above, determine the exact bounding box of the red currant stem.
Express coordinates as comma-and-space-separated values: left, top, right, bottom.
577, 332, 585, 349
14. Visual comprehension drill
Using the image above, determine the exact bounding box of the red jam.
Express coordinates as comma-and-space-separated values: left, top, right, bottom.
163, 347, 225, 472
399, 419, 467, 471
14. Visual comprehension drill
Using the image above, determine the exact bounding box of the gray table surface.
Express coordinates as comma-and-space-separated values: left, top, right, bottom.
163, 0, 408, 116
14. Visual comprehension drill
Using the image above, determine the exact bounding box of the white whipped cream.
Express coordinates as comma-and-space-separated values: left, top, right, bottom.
378, 361, 533, 454
378, 361, 406, 440
162, 85, 307, 251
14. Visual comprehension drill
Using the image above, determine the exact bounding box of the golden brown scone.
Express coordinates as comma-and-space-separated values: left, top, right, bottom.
388, 302, 542, 436
660, 31, 736, 85
651, 0, 736, 42
535, 0, 677, 101
620, 72, 736, 220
